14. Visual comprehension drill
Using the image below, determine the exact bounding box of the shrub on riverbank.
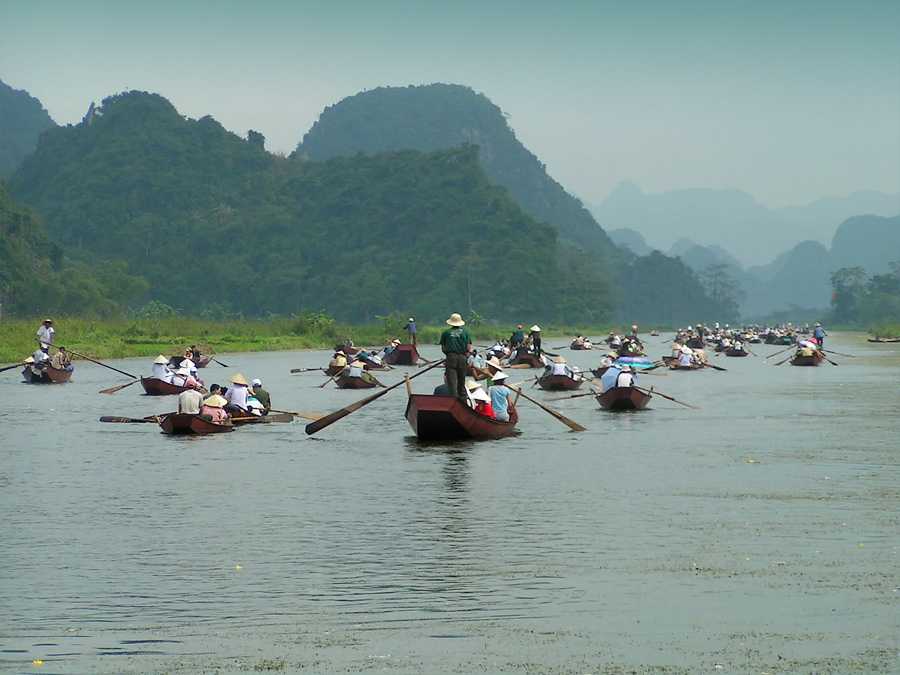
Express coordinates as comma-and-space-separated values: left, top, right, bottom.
0, 317, 621, 363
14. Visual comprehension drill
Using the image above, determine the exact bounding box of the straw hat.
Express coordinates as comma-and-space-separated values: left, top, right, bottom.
552, 355, 566, 364
230, 373, 249, 385
391, 339, 401, 346
24, 356, 35, 364
530, 325, 541, 332
44, 318, 53, 323
446, 312, 465, 327
153, 354, 169, 365
471, 388, 491, 403
491, 371, 509, 382
487, 356, 503, 370
408, 317, 415, 322
203, 394, 227, 408
334, 350, 345, 356
464, 377, 480, 390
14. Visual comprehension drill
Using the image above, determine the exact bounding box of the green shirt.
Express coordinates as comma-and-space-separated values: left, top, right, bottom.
252, 387, 271, 411
440, 326, 472, 354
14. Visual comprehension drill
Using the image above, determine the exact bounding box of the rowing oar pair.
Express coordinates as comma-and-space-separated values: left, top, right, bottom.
305, 359, 586, 435
548, 386, 698, 409
0, 362, 26, 374
101, 409, 322, 423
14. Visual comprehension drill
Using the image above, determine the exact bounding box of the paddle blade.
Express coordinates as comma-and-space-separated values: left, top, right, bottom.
99, 416, 156, 423
98, 379, 139, 395
305, 387, 391, 435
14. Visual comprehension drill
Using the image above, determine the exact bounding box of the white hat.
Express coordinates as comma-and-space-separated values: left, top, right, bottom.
471, 388, 491, 403
24, 356, 35, 364
530, 325, 541, 332
465, 377, 480, 390
153, 355, 169, 365
408, 317, 415, 322
487, 356, 503, 369
203, 394, 227, 408
492, 371, 509, 382
446, 312, 465, 327
681, 345, 693, 354
391, 339, 401, 346
251, 378, 262, 387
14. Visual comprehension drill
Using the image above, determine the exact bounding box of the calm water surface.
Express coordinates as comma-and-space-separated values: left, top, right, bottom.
1, 333, 898, 673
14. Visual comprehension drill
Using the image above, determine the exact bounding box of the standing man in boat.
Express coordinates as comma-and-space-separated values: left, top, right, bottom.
509, 324, 525, 350
529, 325, 543, 357
440, 312, 473, 401
813, 322, 827, 348
36, 318, 55, 349
404, 317, 417, 346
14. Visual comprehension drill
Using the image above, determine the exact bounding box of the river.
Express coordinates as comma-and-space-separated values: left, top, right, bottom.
1, 332, 897, 673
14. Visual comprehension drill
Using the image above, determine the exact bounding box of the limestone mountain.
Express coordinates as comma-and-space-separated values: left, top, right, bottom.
295, 83, 615, 257
0, 79, 56, 175
9, 91, 612, 322
830, 214, 900, 274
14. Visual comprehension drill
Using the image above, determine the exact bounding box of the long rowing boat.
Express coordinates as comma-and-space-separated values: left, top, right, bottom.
536, 372, 584, 391
335, 372, 379, 389
385, 344, 421, 365
230, 412, 294, 426
790, 351, 824, 366
141, 377, 198, 396
159, 413, 234, 435
508, 352, 544, 368
22, 365, 73, 384
596, 386, 651, 411
405, 394, 518, 440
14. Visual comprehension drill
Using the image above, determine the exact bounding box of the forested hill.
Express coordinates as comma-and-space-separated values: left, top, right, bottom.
0, 79, 56, 175
9, 91, 613, 322
296, 84, 615, 257
0, 184, 147, 316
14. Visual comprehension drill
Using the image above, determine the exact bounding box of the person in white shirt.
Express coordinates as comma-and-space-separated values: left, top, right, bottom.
178, 388, 204, 414
32, 347, 50, 367
615, 366, 636, 388
36, 319, 55, 349
678, 346, 694, 367
152, 355, 173, 382
548, 356, 570, 377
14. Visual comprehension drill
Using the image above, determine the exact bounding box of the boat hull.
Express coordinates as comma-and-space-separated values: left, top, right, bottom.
230, 412, 294, 426
159, 413, 234, 435
22, 365, 73, 384
385, 344, 420, 365
335, 373, 378, 389
537, 373, 584, 391
597, 387, 651, 411
790, 353, 823, 366
724, 349, 749, 357
141, 377, 196, 396
569, 342, 592, 351
405, 394, 518, 440
509, 353, 544, 368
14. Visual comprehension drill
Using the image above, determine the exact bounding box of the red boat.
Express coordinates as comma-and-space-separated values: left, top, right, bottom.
536, 372, 584, 391
790, 351, 824, 366
335, 372, 380, 389
141, 377, 198, 396
22, 365, 74, 384
596, 387, 651, 411
509, 352, 544, 368
385, 344, 421, 366
159, 413, 234, 435
405, 394, 518, 440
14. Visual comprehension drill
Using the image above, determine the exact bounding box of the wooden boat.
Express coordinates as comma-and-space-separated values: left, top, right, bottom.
230, 412, 294, 426
649, 331, 660, 337
536, 372, 584, 391
159, 413, 233, 435
662, 356, 703, 371
569, 340, 592, 351
508, 352, 544, 368
168, 354, 212, 368
141, 376, 196, 396
385, 343, 421, 365
22, 365, 73, 384
790, 351, 824, 366
335, 343, 359, 356
868, 337, 900, 343
324, 363, 344, 376
356, 355, 388, 370
405, 394, 518, 440
724, 348, 749, 357
596, 386, 651, 411
776, 335, 796, 346
335, 372, 379, 389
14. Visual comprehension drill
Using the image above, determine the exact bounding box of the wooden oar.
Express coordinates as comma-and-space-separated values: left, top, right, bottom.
503, 384, 586, 432
269, 409, 323, 421
99, 379, 142, 395
290, 367, 325, 374
703, 362, 727, 372
45, 341, 138, 379
0, 362, 26, 374
821, 353, 839, 366
99, 415, 162, 423
319, 374, 338, 388
212, 357, 230, 367
765, 344, 795, 359
305, 359, 446, 435
823, 349, 854, 358
634, 385, 698, 409
774, 353, 795, 366
548, 389, 599, 401
503, 363, 535, 370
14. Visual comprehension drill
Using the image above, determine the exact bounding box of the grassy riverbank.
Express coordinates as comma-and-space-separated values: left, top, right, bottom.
0, 317, 621, 363
870, 323, 900, 338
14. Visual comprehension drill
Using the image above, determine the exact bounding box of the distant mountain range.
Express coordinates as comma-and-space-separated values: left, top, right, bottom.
611, 214, 900, 318
0, 79, 56, 175
593, 181, 900, 267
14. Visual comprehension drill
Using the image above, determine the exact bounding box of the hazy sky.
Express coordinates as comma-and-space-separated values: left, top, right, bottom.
2, 0, 898, 206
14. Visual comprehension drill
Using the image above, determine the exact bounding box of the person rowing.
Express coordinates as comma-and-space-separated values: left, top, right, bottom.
36, 318, 55, 350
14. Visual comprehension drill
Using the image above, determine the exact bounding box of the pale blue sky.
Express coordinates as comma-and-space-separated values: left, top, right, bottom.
2, 0, 898, 206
